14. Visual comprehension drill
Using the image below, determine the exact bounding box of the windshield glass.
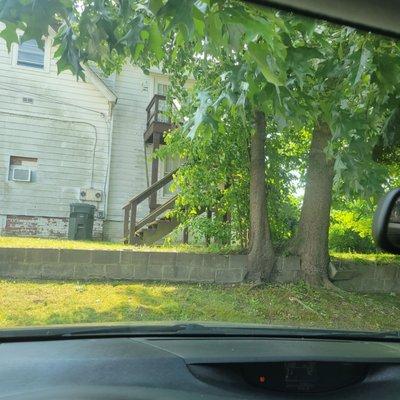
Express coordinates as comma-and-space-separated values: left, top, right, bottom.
0, 0, 399, 335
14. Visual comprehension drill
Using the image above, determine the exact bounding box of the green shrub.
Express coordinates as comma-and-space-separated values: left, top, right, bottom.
329, 210, 375, 253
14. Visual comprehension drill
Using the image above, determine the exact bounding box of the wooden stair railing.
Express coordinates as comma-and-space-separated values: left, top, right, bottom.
134, 195, 178, 232
146, 94, 167, 128
123, 168, 179, 244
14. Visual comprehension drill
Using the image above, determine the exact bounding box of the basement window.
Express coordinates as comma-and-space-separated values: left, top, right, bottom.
8, 156, 38, 183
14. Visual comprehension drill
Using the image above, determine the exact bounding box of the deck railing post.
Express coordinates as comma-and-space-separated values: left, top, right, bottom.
123, 206, 130, 242
129, 202, 137, 244
205, 209, 212, 245
183, 227, 189, 244
154, 95, 159, 123
149, 132, 161, 210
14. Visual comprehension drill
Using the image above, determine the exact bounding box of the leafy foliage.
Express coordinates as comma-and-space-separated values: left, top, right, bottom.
330, 213, 374, 253
2, 0, 400, 258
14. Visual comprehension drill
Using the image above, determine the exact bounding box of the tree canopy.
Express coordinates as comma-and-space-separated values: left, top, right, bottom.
2, 0, 400, 284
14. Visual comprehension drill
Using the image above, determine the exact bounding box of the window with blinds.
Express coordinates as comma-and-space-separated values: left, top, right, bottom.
17, 40, 45, 69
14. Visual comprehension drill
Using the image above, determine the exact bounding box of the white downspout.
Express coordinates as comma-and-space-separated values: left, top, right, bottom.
103, 102, 115, 220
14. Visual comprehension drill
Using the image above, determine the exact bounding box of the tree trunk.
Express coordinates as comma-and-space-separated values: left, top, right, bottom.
290, 122, 334, 287
246, 110, 275, 282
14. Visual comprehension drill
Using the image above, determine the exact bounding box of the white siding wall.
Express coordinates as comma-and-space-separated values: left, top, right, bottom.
0, 37, 111, 237
0, 34, 175, 241
103, 65, 153, 241
104, 69, 188, 241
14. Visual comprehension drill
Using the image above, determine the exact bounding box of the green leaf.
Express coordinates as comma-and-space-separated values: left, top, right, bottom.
118, 18, 144, 47
286, 46, 321, 88
158, 0, 195, 39
184, 91, 217, 139
0, 22, 18, 52
247, 42, 285, 86
374, 54, 400, 91
54, 25, 85, 79
205, 12, 224, 47
149, 0, 163, 14
224, 7, 276, 42
334, 156, 347, 173
354, 46, 371, 85
226, 21, 245, 51
147, 21, 163, 60
194, 1, 207, 14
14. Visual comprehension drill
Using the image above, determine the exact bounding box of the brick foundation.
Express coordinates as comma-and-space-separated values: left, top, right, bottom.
1, 215, 103, 240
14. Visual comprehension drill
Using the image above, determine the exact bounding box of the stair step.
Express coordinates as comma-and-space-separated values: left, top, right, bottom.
134, 218, 179, 245
136, 217, 171, 234
126, 194, 179, 245
135, 195, 177, 231
146, 217, 171, 229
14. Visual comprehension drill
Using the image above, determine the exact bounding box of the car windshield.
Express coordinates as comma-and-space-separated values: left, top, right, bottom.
0, 0, 399, 336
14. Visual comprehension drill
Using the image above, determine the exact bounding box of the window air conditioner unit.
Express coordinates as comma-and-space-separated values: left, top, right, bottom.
12, 168, 31, 182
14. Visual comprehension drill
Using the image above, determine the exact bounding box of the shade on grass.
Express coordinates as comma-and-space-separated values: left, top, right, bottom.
0, 280, 398, 331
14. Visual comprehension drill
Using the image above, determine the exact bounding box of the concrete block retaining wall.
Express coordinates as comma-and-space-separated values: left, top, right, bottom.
0, 248, 247, 284
272, 255, 400, 293
272, 256, 400, 293
0, 248, 399, 293
328, 260, 400, 293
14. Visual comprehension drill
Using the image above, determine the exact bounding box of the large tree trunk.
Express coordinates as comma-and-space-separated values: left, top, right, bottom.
246, 110, 275, 282
290, 122, 334, 287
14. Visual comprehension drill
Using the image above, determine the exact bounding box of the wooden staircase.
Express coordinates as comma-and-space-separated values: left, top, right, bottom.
122, 91, 229, 245
123, 169, 180, 245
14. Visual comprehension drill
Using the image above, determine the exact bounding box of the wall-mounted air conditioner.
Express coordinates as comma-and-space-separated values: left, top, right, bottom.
80, 188, 103, 202
12, 168, 31, 182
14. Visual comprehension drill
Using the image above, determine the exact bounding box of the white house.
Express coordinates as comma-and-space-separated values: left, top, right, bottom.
0, 33, 178, 242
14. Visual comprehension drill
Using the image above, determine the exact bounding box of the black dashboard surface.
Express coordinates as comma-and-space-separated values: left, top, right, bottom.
0, 337, 399, 399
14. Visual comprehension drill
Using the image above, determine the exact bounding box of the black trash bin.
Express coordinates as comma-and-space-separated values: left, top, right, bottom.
68, 203, 96, 240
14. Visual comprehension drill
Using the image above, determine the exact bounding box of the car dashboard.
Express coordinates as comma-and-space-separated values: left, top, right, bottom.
0, 335, 400, 399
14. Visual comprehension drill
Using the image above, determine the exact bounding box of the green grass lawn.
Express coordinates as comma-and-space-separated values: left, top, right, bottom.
0, 236, 225, 253
1, 236, 399, 332
331, 251, 400, 265
2, 237, 400, 264
0, 280, 398, 331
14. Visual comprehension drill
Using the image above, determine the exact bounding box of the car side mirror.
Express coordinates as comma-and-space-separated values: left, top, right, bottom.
373, 188, 400, 254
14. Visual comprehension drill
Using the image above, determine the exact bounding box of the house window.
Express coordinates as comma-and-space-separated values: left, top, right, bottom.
156, 83, 169, 123
17, 40, 45, 69
8, 156, 38, 182
157, 83, 169, 96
